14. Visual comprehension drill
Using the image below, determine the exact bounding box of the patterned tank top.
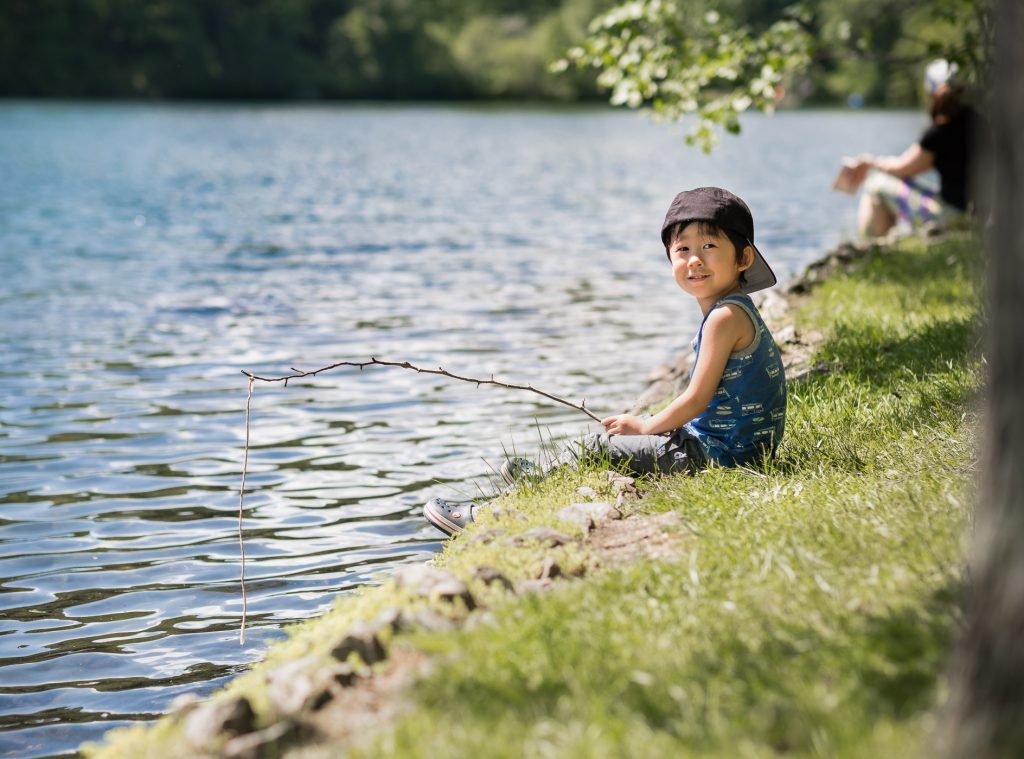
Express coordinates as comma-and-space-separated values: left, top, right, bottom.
684, 294, 787, 467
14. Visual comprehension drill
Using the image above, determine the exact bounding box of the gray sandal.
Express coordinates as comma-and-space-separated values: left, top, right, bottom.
499, 457, 540, 488
423, 498, 476, 536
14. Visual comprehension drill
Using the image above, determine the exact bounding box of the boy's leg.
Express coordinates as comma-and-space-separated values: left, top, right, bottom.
426, 428, 707, 536
555, 428, 705, 477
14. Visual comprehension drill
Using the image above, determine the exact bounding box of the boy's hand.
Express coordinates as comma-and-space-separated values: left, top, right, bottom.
601, 414, 647, 436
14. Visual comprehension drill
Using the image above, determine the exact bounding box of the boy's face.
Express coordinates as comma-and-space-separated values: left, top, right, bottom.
668, 224, 753, 305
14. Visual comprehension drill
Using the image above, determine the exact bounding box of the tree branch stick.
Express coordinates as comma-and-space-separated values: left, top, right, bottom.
241, 357, 603, 423
234, 358, 601, 642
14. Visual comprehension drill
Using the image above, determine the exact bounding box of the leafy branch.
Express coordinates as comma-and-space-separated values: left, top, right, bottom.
553, 1, 813, 152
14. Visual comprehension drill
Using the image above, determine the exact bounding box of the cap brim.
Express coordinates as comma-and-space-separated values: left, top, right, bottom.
741, 243, 776, 295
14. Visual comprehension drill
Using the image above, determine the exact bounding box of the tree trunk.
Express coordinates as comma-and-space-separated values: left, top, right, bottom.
944, 0, 1024, 756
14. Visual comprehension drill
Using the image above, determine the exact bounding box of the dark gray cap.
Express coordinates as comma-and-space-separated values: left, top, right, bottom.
661, 186, 777, 294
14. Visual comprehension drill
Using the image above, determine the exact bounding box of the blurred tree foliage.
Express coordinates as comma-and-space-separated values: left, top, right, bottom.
557, 0, 988, 149
809, 0, 991, 104
0, 0, 987, 104
556, 1, 812, 151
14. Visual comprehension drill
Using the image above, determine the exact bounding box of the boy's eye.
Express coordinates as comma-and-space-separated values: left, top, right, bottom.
703, 242, 717, 249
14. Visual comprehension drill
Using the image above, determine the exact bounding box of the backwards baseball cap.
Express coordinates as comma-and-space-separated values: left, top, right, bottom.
660, 186, 777, 295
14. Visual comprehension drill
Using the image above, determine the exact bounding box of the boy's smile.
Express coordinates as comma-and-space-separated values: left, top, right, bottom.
669, 225, 753, 312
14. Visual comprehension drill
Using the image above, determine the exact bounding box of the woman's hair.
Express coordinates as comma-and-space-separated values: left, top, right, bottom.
929, 84, 964, 122
666, 220, 751, 285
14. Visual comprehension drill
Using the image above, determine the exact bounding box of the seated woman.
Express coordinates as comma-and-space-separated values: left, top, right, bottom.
846, 60, 980, 238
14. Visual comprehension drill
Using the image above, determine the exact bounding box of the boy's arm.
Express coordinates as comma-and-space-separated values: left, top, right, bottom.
602, 306, 747, 436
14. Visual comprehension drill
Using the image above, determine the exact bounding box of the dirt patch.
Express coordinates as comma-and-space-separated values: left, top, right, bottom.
588, 511, 689, 566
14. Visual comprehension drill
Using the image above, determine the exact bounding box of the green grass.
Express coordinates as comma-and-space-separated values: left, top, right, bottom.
349, 234, 981, 759
85, 233, 981, 759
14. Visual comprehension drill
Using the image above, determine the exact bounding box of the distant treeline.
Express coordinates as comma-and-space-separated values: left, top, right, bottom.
0, 0, 965, 105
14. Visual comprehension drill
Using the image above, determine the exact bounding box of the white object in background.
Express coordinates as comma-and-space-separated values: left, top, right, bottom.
925, 59, 959, 94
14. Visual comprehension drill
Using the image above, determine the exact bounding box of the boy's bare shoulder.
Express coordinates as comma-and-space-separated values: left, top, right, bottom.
704, 301, 756, 350
706, 301, 754, 331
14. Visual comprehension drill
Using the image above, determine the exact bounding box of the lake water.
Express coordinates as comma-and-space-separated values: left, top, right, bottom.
0, 103, 926, 757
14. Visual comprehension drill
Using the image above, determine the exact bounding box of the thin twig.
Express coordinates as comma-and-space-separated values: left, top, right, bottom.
242, 357, 603, 423
237, 375, 253, 645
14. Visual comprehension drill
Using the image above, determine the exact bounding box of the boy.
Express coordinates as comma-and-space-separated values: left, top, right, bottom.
424, 187, 786, 536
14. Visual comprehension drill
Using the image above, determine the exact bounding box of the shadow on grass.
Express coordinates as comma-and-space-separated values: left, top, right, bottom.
768, 315, 977, 474
819, 316, 976, 389
806, 231, 980, 400
851, 580, 963, 718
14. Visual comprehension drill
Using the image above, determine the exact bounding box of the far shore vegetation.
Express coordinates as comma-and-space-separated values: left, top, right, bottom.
1, 0, 986, 109
86, 230, 981, 758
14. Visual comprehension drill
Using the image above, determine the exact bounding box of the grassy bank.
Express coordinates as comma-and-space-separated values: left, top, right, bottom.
87, 232, 981, 758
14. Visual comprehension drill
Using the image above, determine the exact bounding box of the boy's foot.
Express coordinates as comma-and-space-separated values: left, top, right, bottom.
423, 498, 476, 537
499, 457, 539, 488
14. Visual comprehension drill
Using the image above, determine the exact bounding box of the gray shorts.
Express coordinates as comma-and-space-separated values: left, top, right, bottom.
557, 426, 707, 477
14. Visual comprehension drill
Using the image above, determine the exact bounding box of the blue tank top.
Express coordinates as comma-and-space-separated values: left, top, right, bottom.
684, 294, 786, 467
